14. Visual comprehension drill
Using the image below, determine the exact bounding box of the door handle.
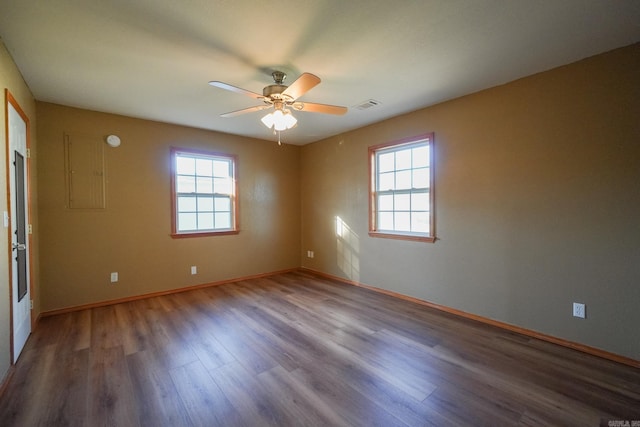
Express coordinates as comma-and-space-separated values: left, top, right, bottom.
12, 243, 26, 251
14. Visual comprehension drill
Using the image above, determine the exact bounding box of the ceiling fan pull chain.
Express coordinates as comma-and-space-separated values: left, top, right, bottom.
277, 131, 282, 146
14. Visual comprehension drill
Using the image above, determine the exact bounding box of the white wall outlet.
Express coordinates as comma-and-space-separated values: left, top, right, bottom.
2, 211, 8, 228
307, 250, 314, 258
191, 266, 197, 275
573, 302, 586, 319
110, 272, 118, 283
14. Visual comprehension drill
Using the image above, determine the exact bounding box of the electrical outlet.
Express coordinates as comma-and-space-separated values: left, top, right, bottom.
573, 302, 586, 319
307, 250, 314, 258
191, 266, 197, 275
110, 272, 118, 283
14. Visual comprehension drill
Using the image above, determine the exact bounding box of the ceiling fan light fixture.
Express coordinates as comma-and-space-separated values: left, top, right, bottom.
261, 108, 297, 131
283, 110, 297, 128
261, 112, 275, 128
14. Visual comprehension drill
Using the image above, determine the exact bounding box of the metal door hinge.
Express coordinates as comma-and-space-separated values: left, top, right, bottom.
30, 300, 33, 310
26, 149, 31, 158
28, 224, 32, 234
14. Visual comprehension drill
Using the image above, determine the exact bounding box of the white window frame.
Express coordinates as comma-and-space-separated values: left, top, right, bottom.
170, 148, 239, 238
369, 134, 435, 243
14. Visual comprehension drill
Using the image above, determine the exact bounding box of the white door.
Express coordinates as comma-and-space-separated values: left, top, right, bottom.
8, 97, 31, 362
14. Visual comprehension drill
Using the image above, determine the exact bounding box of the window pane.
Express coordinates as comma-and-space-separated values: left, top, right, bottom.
214, 196, 230, 211
177, 175, 196, 193
178, 212, 197, 231
176, 156, 195, 175
215, 212, 231, 229
396, 148, 412, 170
178, 196, 196, 212
378, 212, 393, 230
196, 158, 213, 177
378, 172, 395, 191
394, 193, 410, 211
198, 212, 214, 229
411, 192, 429, 211
213, 160, 230, 177
378, 152, 395, 173
412, 145, 429, 168
196, 177, 213, 194
412, 167, 429, 189
378, 194, 393, 211
394, 212, 411, 232
197, 196, 214, 211
396, 170, 412, 190
412, 212, 430, 233
214, 177, 232, 195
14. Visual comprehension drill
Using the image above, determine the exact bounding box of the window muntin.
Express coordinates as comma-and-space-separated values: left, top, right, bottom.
171, 148, 238, 237
369, 134, 435, 242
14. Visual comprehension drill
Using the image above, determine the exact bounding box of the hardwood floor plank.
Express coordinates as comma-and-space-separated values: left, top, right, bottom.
170, 360, 243, 427
197, 288, 280, 375
427, 342, 610, 425
156, 292, 236, 371
91, 305, 123, 351
501, 335, 640, 402
126, 350, 192, 427
289, 365, 409, 427
422, 386, 519, 427
39, 348, 89, 427
226, 301, 333, 370
297, 348, 441, 426
210, 361, 291, 426
257, 365, 351, 427
327, 324, 439, 399
114, 300, 152, 356
0, 344, 58, 427
1, 271, 638, 426
29, 308, 92, 353
137, 297, 199, 370
88, 345, 139, 427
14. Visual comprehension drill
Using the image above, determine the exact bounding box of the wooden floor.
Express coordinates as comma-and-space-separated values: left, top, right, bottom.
1, 271, 638, 426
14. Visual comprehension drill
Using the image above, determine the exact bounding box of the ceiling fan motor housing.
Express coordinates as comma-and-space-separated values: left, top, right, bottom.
263, 84, 289, 99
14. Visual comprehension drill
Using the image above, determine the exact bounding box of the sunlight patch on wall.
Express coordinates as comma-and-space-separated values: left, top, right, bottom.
335, 216, 360, 282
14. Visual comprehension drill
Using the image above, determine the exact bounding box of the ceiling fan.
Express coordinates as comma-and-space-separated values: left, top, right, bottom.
209, 71, 347, 138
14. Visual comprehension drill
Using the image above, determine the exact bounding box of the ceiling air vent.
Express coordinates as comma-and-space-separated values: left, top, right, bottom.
355, 99, 381, 110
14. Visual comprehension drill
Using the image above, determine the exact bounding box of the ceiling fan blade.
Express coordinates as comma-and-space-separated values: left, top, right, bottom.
220, 105, 271, 118
295, 102, 347, 115
282, 73, 321, 101
209, 81, 263, 99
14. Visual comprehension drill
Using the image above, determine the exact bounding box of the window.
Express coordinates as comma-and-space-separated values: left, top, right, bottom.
170, 148, 238, 237
369, 134, 435, 242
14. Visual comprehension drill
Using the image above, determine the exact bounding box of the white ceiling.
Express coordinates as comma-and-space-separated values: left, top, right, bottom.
1, 1, 639, 145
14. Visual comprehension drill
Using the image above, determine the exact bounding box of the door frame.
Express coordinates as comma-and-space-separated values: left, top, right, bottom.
5, 89, 35, 363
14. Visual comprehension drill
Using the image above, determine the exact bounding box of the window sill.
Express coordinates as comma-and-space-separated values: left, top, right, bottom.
171, 230, 240, 239
369, 231, 436, 243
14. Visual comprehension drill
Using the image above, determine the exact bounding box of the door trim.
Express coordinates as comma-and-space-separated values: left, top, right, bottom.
5, 89, 35, 363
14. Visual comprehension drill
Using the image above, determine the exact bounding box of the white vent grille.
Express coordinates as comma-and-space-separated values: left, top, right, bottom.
355, 99, 381, 110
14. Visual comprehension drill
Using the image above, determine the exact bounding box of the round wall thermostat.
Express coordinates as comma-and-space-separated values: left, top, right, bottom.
106, 134, 121, 147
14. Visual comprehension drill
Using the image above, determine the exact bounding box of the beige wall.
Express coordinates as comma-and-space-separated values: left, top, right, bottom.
37, 103, 300, 311
0, 40, 38, 382
301, 43, 640, 360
